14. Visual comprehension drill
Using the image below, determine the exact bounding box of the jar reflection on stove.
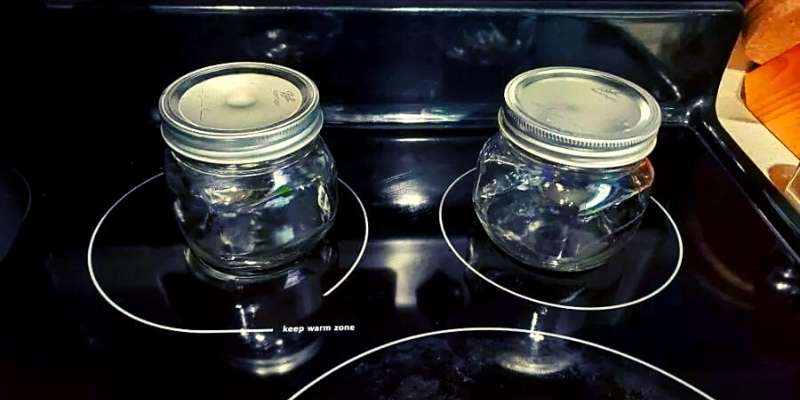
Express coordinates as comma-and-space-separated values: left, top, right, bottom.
159, 62, 338, 278
222, 248, 334, 376
473, 67, 660, 272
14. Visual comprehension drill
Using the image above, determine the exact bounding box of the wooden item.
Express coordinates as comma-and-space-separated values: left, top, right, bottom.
744, 43, 800, 158
743, 0, 800, 64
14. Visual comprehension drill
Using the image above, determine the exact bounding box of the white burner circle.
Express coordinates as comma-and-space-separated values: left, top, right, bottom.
87, 172, 369, 334
288, 327, 715, 400
439, 168, 683, 311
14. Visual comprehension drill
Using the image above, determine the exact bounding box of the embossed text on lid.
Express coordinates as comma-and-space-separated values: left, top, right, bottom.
178, 73, 303, 131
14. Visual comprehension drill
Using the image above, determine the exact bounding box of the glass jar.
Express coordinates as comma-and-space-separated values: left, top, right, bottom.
473, 67, 660, 272
159, 62, 338, 279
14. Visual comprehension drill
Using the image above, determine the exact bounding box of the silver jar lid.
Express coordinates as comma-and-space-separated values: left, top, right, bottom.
159, 62, 323, 164
500, 67, 661, 168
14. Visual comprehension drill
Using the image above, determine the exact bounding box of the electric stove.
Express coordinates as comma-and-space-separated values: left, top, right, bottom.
1, 1, 798, 399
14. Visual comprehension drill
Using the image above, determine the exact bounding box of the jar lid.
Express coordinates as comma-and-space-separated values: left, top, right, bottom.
501, 67, 661, 168
159, 62, 323, 164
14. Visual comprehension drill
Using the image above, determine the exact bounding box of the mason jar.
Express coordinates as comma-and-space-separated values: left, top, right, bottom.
159, 62, 338, 279
473, 67, 660, 272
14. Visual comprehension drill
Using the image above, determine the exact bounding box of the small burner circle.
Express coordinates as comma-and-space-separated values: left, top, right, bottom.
87, 172, 369, 334
439, 168, 683, 311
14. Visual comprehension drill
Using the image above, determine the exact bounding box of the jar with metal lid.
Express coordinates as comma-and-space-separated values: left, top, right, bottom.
473, 67, 660, 272
159, 62, 337, 279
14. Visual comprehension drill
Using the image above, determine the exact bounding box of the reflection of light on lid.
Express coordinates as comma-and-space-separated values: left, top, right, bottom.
501, 67, 661, 168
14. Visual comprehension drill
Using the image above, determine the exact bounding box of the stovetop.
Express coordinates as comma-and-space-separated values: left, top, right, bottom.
1, 1, 799, 399
2, 123, 797, 399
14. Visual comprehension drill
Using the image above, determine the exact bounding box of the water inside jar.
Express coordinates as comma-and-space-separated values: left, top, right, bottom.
474, 135, 651, 271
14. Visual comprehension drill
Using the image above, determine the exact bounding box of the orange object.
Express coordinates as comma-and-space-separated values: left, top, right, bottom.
743, 0, 800, 64
768, 163, 796, 190
744, 43, 800, 158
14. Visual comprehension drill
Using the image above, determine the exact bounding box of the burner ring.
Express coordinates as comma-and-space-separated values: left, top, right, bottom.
288, 327, 715, 400
87, 172, 369, 334
439, 168, 683, 311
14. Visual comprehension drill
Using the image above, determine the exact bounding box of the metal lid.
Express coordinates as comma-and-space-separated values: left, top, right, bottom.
500, 67, 661, 168
159, 62, 323, 164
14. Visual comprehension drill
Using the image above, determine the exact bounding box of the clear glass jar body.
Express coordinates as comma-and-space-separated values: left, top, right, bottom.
473, 134, 654, 272
165, 137, 338, 277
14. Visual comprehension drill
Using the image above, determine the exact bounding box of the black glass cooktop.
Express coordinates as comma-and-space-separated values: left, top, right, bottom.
0, 123, 796, 399
1, 1, 799, 399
